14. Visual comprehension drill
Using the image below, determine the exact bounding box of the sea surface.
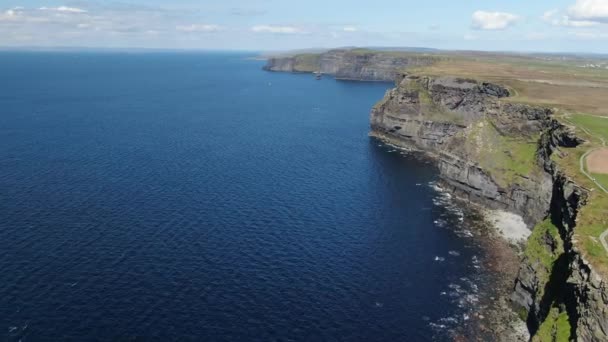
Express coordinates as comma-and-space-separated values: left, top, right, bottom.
0, 52, 485, 341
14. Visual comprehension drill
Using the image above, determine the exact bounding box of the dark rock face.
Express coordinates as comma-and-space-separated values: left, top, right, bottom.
570, 253, 608, 341
511, 121, 608, 342
263, 50, 436, 81
263, 57, 296, 72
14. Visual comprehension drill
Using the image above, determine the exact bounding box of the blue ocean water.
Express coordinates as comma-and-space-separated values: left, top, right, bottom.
0, 52, 483, 341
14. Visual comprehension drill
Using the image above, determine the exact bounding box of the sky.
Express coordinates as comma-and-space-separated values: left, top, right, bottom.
2, 0, 608, 53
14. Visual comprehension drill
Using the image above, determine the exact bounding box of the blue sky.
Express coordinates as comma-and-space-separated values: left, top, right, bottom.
2, 0, 608, 52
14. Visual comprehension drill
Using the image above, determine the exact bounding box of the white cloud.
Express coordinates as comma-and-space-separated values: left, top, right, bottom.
568, 0, 608, 23
0, 7, 23, 21
251, 25, 305, 34
176, 24, 221, 32
559, 16, 598, 26
542, 8, 599, 27
342, 26, 357, 32
471, 11, 519, 30
39, 6, 87, 13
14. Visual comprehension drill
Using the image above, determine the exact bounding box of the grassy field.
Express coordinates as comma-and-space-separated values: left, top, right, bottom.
410, 55, 608, 116
568, 114, 608, 141
592, 173, 608, 190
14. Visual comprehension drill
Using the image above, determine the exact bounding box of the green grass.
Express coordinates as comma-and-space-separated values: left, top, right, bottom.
578, 196, 608, 265
526, 221, 570, 342
568, 114, 608, 142
592, 173, 608, 190
500, 136, 539, 182
533, 307, 571, 342
523, 219, 564, 299
525, 219, 563, 272
460, 119, 539, 187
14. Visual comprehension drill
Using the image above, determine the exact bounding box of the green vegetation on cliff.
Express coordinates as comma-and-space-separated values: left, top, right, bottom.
292, 54, 321, 72
524, 220, 571, 342
533, 307, 571, 342
524, 219, 564, 288
460, 119, 539, 188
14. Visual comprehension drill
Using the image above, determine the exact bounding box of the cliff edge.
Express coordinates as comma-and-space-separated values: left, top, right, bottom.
263, 49, 436, 81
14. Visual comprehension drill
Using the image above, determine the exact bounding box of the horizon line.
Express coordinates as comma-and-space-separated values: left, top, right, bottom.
0, 45, 607, 57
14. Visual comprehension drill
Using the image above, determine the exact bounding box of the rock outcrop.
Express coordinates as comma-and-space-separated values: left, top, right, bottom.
264, 49, 436, 81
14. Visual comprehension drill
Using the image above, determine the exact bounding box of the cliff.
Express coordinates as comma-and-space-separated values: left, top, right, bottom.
263, 49, 436, 81
264, 51, 607, 340
370, 74, 608, 341
371, 74, 552, 225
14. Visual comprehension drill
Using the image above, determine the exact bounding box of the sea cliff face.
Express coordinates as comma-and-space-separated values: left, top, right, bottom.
370, 73, 608, 341
371, 74, 552, 226
264, 49, 435, 81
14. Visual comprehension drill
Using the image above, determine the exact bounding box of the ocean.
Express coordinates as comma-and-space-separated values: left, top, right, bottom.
0, 52, 484, 341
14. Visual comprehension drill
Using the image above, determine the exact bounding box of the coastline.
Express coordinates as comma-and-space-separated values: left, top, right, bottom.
264, 50, 608, 340
374, 136, 529, 340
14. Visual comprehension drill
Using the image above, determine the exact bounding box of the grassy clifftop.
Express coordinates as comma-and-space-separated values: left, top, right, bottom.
408, 54, 608, 116
290, 54, 321, 72
552, 114, 608, 275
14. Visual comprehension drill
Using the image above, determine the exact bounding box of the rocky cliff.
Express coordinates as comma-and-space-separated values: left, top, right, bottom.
264, 49, 436, 81
371, 74, 552, 225
370, 73, 608, 341
509, 122, 608, 342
